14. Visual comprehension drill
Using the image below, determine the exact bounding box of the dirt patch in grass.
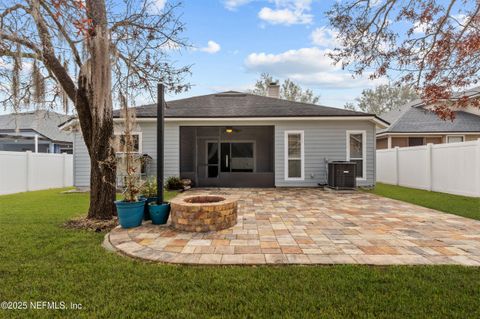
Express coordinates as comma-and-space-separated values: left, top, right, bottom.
64, 216, 118, 232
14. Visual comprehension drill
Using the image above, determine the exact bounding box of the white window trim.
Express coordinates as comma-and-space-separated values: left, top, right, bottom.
284, 130, 305, 181
346, 130, 367, 181
446, 135, 465, 143
113, 132, 143, 154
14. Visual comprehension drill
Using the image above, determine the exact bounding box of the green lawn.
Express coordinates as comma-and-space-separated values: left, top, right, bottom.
0, 189, 479, 318
366, 183, 480, 221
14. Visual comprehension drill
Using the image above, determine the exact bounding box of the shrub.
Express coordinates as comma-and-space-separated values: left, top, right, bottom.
142, 177, 157, 198
165, 176, 183, 190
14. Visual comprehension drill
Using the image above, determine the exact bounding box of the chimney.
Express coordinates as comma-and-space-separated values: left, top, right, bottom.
267, 81, 280, 98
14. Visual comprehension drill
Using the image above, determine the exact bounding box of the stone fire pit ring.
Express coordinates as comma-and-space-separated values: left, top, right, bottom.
170, 194, 238, 232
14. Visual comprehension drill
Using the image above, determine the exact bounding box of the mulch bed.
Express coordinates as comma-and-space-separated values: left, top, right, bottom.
64, 216, 118, 232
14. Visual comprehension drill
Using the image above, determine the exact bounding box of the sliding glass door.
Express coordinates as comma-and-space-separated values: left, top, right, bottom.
207, 141, 255, 178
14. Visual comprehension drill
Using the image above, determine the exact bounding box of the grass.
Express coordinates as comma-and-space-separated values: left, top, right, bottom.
0, 189, 479, 318
365, 183, 480, 221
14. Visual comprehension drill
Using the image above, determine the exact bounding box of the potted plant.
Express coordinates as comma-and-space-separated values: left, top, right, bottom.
148, 199, 170, 225
141, 177, 157, 220
114, 94, 146, 228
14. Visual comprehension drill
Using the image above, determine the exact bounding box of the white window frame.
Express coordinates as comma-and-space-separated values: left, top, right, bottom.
346, 130, 367, 181
113, 132, 143, 154
446, 135, 465, 144
284, 130, 304, 181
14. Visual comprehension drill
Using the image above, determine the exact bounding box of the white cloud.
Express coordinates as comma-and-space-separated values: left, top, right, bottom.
413, 21, 428, 34
258, 0, 313, 25
245, 47, 386, 88
224, 0, 253, 11
160, 39, 181, 50
310, 27, 340, 48
452, 13, 468, 27
155, 0, 167, 10
197, 40, 221, 54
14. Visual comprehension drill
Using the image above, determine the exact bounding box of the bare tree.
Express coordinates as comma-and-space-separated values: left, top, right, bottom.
249, 73, 320, 104
327, 0, 480, 119
0, 0, 190, 219
344, 84, 418, 115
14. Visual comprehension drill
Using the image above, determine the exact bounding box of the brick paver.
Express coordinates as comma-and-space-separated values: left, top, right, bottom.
108, 188, 480, 266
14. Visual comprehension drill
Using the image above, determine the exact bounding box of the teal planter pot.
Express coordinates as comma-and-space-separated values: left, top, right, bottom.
143, 197, 158, 220
115, 198, 146, 228
148, 202, 170, 225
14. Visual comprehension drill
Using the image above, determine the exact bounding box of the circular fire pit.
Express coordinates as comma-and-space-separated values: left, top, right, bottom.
170, 195, 238, 232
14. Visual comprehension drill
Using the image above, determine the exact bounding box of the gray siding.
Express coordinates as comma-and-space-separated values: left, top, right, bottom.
72, 122, 179, 188
274, 120, 375, 187
73, 131, 90, 187
72, 119, 376, 188
139, 122, 179, 180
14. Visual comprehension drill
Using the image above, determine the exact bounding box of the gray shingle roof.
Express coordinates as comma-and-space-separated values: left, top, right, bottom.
113, 91, 380, 119
0, 110, 73, 142
380, 107, 480, 133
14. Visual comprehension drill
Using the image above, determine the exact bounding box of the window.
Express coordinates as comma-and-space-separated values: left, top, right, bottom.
285, 131, 304, 180
447, 135, 464, 143
113, 133, 141, 153
408, 137, 424, 147
346, 131, 366, 179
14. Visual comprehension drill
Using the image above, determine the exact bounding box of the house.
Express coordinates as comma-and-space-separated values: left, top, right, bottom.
61, 87, 388, 188
377, 90, 480, 149
0, 110, 73, 153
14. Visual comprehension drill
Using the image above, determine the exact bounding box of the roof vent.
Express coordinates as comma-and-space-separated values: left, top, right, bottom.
215, 91, 246, 97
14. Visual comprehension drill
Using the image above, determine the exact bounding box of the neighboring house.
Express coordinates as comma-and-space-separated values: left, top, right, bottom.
0, 110, 73, 153
60, 88, 388, 188
377, 89, 480, 149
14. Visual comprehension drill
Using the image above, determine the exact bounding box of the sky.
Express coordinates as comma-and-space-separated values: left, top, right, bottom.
159, 0, 386, 107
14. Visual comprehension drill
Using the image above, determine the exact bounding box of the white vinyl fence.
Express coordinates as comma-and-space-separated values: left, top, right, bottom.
0, 151, 73, 195
376, 140, 480, 197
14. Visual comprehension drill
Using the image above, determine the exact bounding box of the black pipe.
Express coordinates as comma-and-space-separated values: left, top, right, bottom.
157, 83, 164, 204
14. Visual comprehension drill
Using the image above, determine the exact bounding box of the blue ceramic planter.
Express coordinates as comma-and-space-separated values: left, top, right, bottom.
143, 197, 158, 220
115, 198, 146, 228
148, 202, 170, 225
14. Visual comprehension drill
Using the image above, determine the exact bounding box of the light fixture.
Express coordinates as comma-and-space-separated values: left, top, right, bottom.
225, 127, 233, 134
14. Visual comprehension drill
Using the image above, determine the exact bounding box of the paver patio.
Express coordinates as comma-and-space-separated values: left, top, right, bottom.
107, 188, 480, 266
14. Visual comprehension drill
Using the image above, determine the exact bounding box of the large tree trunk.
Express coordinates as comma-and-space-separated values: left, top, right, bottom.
87, 125, 117, 220
76, 0, 116, 220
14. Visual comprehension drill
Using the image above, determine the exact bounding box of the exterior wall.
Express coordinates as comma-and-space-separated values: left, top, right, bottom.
72, 119, 377, 188
274, 120, 376, 187
73, 131, 90, 187
72, 122, 179, 188
466, 134, 480, 141
378, 134, 480, 150
391, 137, 408, 148
425, 136, 442, 144
377, 138, 388, 150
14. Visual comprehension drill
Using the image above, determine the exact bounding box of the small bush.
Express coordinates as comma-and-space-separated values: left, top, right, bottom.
142, 177, 157, 198
165, 176, 183, 190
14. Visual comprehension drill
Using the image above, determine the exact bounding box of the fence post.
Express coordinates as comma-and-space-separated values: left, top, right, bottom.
62, 153, 68, 187
394, 146, 400, 185
25, 151, 32, 191
426, 143, 433, 191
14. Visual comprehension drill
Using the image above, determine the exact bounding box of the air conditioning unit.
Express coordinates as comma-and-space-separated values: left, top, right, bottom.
327, 161, 356, 190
